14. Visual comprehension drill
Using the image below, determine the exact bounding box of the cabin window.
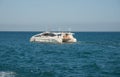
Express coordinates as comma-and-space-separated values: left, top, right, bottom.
42, 33, 56, 36
35, 35, 41, 37
58, 34, 61, 36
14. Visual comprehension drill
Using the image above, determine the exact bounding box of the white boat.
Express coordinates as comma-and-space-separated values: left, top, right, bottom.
30, 32, 77, 43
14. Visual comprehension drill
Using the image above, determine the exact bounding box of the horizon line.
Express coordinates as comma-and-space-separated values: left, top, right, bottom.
0, 30, 120, 32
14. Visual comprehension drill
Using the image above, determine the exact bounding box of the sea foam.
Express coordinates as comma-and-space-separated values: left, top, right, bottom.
0, 71, 16, 77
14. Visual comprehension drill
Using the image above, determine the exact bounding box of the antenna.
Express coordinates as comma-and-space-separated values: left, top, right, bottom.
68, 28, 71, 33
58, 28, 61, 32
45, 27, 47, 32
45, 25, 50, 32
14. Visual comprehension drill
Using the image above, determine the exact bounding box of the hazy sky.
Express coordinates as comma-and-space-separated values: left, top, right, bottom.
0, 0, 120, 31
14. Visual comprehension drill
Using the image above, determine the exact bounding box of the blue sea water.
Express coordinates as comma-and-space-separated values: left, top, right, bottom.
0, 32, 120, 77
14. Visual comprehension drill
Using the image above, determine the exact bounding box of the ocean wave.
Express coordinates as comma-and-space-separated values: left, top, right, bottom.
0, 71, 16, 77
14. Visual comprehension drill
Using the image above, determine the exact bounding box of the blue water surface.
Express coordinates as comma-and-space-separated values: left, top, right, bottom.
0, 32, 120, 77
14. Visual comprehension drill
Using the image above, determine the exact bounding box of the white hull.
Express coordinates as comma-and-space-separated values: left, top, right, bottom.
30, 36, 63, 43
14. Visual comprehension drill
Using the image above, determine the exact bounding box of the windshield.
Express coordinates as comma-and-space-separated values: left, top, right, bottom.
42, 33, 56, 36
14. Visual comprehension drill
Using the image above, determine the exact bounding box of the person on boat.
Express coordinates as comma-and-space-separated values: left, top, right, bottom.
63, 33, 71, 42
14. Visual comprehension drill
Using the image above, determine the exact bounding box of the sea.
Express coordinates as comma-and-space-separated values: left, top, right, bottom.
0, 32, 120, 77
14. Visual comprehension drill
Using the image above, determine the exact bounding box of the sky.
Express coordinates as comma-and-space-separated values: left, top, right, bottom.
0, 0, 120, 31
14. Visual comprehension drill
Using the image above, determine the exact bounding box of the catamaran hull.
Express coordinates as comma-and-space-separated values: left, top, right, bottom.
30, 37, 63, 43
66, 38, 77, 43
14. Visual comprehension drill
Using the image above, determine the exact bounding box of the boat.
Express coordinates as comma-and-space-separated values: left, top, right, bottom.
30, 32, 77, 43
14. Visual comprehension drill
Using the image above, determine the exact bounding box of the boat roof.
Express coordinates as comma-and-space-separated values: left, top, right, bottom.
34, 32, 74, 36
44, 32, 74, 35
